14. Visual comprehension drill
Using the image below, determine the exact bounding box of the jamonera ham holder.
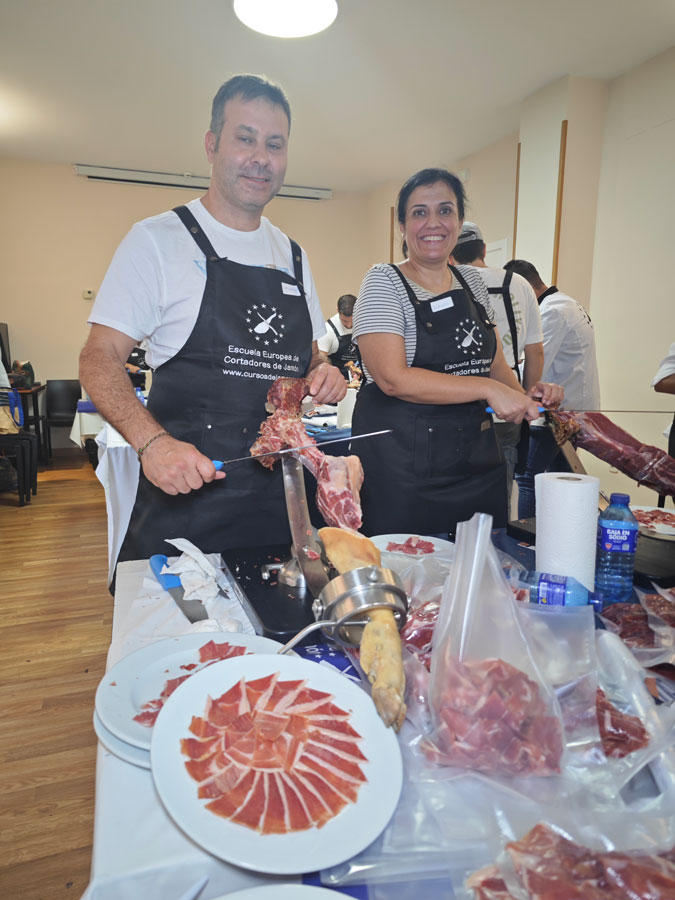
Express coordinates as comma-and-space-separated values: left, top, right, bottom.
249, 377, 407, 730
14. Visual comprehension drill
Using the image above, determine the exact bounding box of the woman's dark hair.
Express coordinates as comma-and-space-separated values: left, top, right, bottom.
396, 167, 466, 226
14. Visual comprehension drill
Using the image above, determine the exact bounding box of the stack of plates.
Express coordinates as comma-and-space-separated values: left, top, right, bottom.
94, 633, 287, 769
94, 633, 403, 874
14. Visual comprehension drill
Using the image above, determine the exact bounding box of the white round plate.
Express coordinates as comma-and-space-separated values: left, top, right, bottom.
151, 655, 402, 875
213, 886, 338, 899
95, 633, 287, 751
93, 710, 151, 769
632, 506, 675, 541
371, 533, 454, 556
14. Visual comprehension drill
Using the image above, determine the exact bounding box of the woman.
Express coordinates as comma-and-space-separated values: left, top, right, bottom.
351, 168, 562, 537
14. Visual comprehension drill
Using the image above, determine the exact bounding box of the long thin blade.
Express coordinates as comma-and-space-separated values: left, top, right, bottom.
212, 429, 392, 468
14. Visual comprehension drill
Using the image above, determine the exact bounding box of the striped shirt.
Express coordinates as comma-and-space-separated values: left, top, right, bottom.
352, 263, 495, 382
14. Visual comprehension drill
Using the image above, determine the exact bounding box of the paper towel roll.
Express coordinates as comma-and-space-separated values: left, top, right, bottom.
535, 472, 599, 591
337, 387, 358, 428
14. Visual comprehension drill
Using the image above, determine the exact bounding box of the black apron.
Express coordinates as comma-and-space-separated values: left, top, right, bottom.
487, 268, 530, 472
326, 319, 361, 379
117, 205, 313, 564
352, 264, 507, 537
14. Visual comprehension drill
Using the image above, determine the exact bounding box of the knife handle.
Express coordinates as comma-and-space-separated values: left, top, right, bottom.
485, 406, 545, 414
149, 553, 182, 589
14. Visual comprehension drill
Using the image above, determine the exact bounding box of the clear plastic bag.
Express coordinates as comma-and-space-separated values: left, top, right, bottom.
423, 513, 565, 777
599, 588, 675, 667
457, 792, 675, 900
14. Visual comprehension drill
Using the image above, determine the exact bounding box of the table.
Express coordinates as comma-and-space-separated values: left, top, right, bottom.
84, 540, 675, 899
17, 383, 48, 463
95, 424, 140, 585
81, 558, 366, 900
70, 408, 104, 448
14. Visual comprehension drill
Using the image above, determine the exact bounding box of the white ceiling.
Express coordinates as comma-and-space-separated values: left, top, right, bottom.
2, 0, 675, 193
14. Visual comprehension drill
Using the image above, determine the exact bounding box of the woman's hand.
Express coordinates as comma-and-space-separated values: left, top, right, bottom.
485, 381, 541, 423
528, 381, 564, 409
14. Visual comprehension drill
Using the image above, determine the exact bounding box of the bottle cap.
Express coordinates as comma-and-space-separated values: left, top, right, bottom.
609, 492, 630, 505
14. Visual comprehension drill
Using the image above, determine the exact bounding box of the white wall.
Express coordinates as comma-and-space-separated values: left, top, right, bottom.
583, 47, 675, 503
0, 160, 372, 383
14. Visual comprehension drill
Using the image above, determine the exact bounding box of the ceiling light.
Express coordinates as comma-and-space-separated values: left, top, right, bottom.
233, 0, 337, 38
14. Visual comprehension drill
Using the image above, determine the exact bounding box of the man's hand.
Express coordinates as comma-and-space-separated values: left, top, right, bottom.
308, 362, 347, 404
140, 435, 226, 495
528, 381, 564, 409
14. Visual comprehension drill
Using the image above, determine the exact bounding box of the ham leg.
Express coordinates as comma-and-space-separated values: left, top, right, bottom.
549, 410, 675, 498
250, 377, 364, 531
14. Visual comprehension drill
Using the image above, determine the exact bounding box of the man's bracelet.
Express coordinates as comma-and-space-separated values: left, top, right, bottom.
137, 430, 170, 462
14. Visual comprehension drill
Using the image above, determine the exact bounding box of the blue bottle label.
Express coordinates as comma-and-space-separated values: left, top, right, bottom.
537, 574, 567, 605
597, 522, 638, 553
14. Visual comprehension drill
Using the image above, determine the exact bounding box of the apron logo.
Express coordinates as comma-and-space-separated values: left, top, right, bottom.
246, 303, 286, 345
454, 316, 485, 355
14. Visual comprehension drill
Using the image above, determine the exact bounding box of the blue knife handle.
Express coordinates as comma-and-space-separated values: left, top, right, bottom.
149, 553, 182, 589
485, 406, 545, 414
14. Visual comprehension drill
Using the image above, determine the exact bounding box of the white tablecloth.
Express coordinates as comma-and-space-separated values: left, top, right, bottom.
94, 424, 139, 585
81, 559, 300, 900
70, 410, 105, 447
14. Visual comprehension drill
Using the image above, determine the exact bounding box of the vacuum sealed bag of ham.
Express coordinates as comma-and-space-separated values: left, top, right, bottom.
421, 513, 565, 777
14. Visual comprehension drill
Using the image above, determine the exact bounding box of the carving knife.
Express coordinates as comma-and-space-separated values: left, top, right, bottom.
211, 428, 392, 469
149, 554, 209, 622
486, 407, 668, 414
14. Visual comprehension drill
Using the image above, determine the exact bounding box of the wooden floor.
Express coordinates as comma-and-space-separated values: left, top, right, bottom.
0, 449, 112, 899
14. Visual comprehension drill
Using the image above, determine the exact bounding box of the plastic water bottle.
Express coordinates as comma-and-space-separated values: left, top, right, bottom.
595, 493, 638, 608
519, 571, 594, 606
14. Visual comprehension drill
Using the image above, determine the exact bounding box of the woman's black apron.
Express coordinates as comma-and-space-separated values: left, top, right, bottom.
352, 264, 507, 537
117, 206, 313, 564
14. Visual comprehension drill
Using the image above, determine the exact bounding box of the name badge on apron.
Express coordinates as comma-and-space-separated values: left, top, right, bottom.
430, 296, 454, 312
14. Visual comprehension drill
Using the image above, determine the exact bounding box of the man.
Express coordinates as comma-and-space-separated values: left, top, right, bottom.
453, 223, 544, 514
652, 341, 675, 503
80, 74, 345, 568
503, 258, 601, 517
317, 293, 361, 381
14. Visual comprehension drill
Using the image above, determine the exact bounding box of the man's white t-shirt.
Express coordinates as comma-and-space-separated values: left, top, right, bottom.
317, 313, 351, 355
470, 267, 543, 368
89, 198, 326, 369
540, 290, 601, 411
651, 341, 675, 387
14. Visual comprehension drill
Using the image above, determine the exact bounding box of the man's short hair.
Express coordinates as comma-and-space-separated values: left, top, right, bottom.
337, 294, 356, 316
504, 259, 542, 285
452, 239, 484, 265
210, 74, 291, 147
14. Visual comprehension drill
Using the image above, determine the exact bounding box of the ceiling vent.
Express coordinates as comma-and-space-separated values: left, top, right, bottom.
73, 165, 332, 200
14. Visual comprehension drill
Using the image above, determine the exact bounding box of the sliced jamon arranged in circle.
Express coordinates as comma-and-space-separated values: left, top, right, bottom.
181, 672, 368, 834
133, 640, 249, 727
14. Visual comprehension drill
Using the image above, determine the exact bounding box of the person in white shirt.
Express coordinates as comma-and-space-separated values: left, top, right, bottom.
503, 259, 601, 518
317, 294, 361, 380
652, 340, 675, 465
452, 223, 544, 514
79, 74, 345, 569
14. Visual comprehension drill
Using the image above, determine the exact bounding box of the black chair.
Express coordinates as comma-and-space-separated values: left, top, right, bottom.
0, 435, 31, 505
44, 379, 81, 460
